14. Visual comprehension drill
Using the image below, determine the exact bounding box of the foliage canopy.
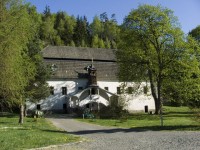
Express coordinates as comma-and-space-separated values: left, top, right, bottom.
117, 4, 200, 113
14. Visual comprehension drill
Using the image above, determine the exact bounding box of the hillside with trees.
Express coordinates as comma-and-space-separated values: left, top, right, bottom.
39, 6, 120, 49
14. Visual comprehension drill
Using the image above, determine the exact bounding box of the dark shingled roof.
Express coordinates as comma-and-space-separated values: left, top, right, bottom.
43, 46, 116, 61
43, 46, 119, 81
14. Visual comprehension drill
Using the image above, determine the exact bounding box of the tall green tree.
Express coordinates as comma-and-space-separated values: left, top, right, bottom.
73, 16, 90, 47
189, 25, 200, 43
26, 37, 50, 107
162, 37, 200, 108
90, 13, 120, 49
90, 16, 103, 38
91, 35, 99, 48
25, 5, 50, 103
54, 11, 76, 45
99, 12, 120, 49
40, 7, 58, 46
117, 5, 188, 114
0, 0, 38, 123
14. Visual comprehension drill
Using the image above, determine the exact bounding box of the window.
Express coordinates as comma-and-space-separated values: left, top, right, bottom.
78, 87, 83, 91
62, 87, 67, 95
143, 86, 148, 94
50, 86, 54, 95
91, 88, 97, 95
144, 105, 148, 113
128, 87, 133, 94
63, 103, 67, 110
86, 104, 90, 108
104, 87, 109, 91
117, 87, 121, 94
37, 104, 41, 110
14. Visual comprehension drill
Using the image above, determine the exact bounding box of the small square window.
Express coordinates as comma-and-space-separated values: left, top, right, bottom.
50, 86, 54, 95
63, 103, 67, 109
128, 87, 133, 94
62, 87, 67, 95
117, 87, 121, 94
104, 87, 109, 91
37, 104, 41, 110
91, 88, 97, 95
78, 87, 83, 91
86, 104, 89, 108
144, 86, 148, 94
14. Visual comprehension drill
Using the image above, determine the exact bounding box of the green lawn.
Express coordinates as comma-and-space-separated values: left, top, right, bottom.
77, 106, 200, 131
0, 114, 80, 150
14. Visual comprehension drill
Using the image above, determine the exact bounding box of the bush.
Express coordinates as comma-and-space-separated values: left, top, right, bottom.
191, 108, 200, 122
34, 110, 44, 118
99, 95, 129, 120
188, 99, 200, 109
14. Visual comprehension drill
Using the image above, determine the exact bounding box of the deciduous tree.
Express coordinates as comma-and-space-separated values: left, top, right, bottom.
117, 5, 189, 114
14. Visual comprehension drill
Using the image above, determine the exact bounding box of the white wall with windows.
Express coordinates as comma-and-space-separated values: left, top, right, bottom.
97, 81, 155, 112
27, 79, 88, 111
27, 80, 155, 113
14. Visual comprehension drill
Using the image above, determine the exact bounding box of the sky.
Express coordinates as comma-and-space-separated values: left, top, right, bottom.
26, 0, 200, 34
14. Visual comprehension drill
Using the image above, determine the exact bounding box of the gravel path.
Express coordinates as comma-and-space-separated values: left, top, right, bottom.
46, 115, 200, 150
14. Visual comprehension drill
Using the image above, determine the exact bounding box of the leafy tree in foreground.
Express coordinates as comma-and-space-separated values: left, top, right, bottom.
26, 36, 50, 108
24, 5, 51, 121
162, 37, 200, 108
0, 1, 50, 124
0, 0, 38, 123
117, 4, 198, 114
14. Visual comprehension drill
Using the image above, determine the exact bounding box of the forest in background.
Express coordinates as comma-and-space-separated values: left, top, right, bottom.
38, 6, 120, 49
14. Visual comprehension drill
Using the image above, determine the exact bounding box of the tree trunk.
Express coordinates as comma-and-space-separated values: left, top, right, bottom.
19, 104, 24, 124
154, 96, 161, 114
24, 104, 27, 117
148, 70, 160, 114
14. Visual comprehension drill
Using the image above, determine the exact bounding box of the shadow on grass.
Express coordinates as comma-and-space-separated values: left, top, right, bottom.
163, 112, 195, 118
163, 115, 194, 118
164, 111, 194, 114
0, 121, 12, 124
42, 129, 68, 134
41, 125, 200, 136
0, 114, 17, 118
45, 114, 75, 119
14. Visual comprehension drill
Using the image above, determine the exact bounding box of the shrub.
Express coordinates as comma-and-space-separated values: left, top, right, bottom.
99, 95, 129, 120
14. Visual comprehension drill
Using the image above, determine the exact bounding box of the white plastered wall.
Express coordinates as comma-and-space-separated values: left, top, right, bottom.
27, 80, 155, 113
26, 79, 88, 111
97, 81, 155, 113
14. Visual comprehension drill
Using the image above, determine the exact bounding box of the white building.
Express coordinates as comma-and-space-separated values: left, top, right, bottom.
27, 46, 155, 113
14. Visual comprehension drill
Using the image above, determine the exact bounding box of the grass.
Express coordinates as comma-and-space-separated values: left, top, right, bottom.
77, 106, 200, 131
0, 114, 80, 150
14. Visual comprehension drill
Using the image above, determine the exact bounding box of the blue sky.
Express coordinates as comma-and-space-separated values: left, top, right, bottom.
26, 0, 200, 34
